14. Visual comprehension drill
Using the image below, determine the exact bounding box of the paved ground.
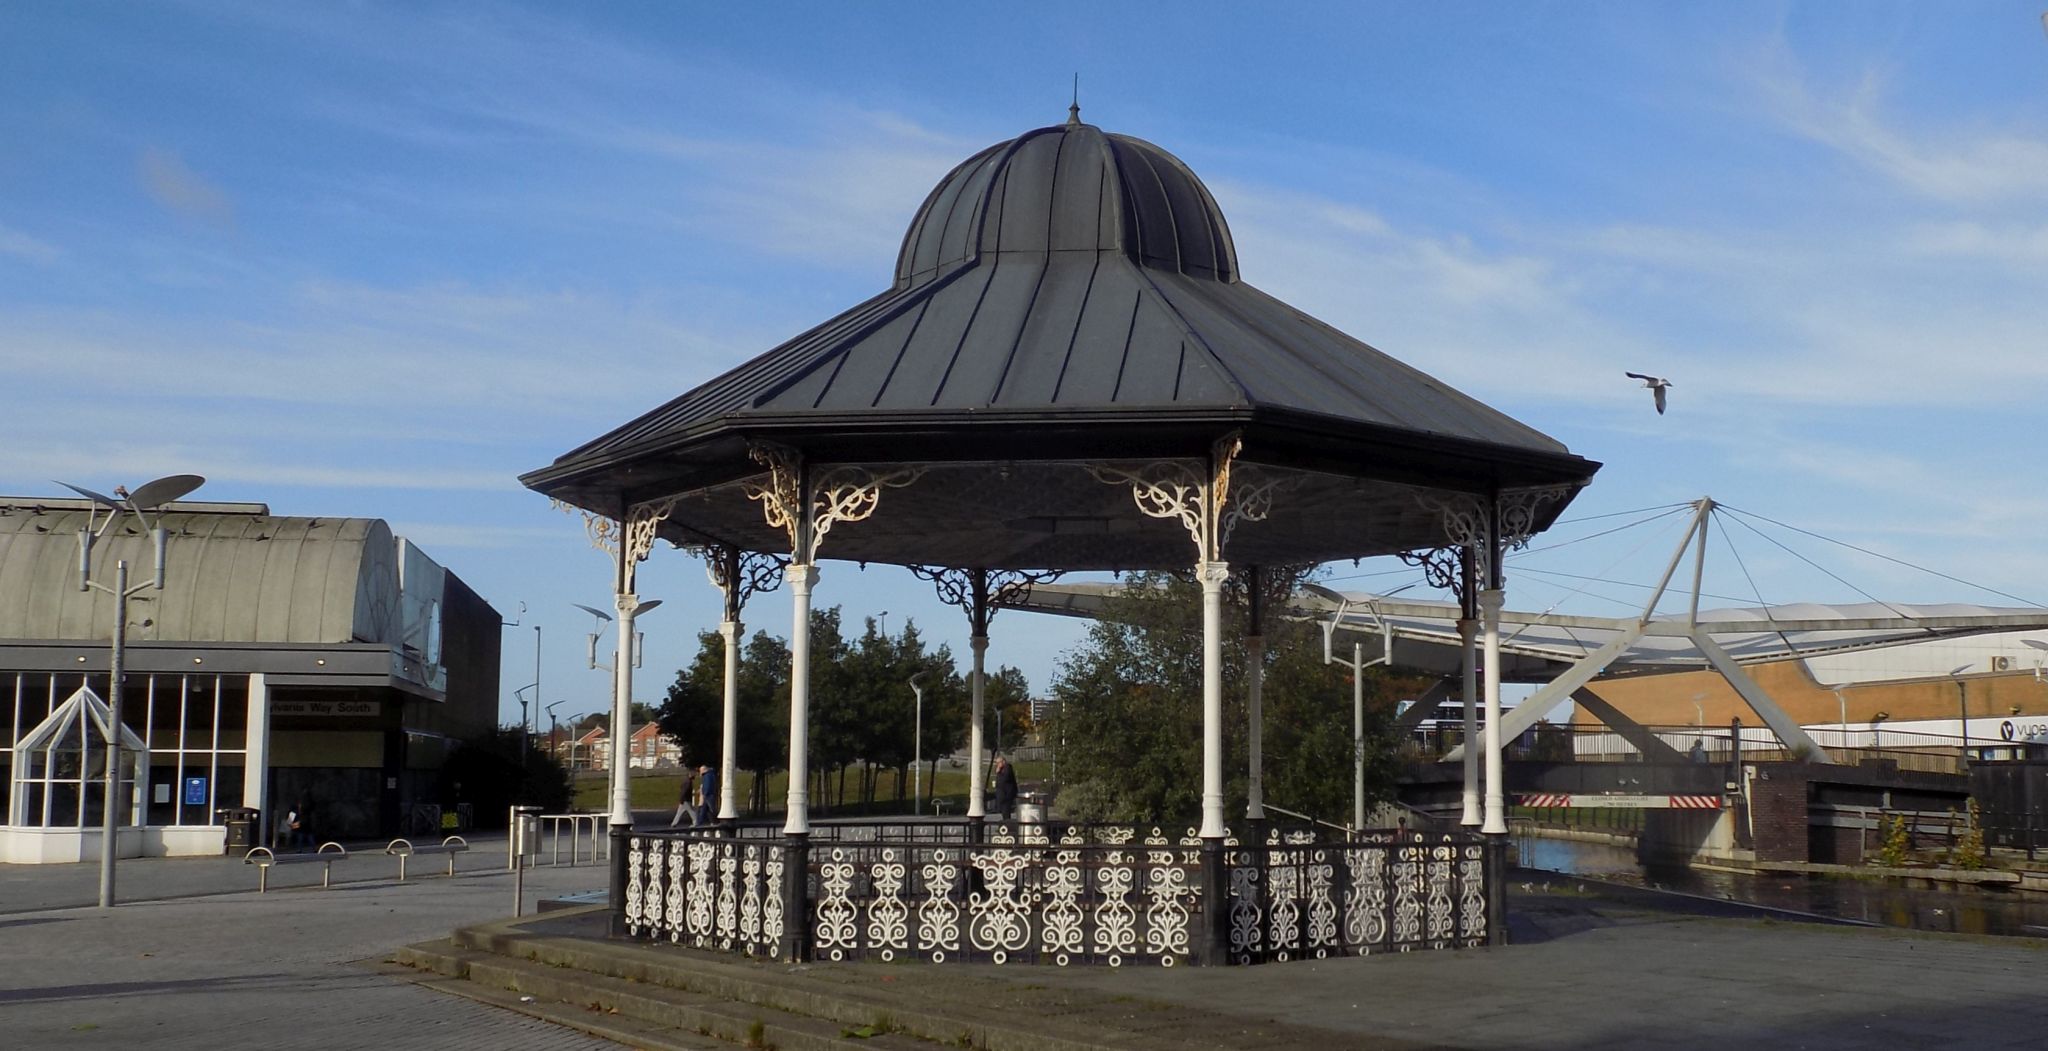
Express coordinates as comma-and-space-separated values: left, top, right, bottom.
1014, 889, 2048, 1050
0, 833, 617, 1049
7, 832, 2048, 1050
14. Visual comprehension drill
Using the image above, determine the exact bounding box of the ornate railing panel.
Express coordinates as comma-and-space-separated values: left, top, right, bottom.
620, 823, 1493, 967
1228, 830, 1489, 964
810, 826, 1206, 966
625, 831, 788, 958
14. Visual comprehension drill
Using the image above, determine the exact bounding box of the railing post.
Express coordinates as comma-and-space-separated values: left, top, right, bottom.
1484, 834, 1509, 947
1198, 838, 1228, 966
608, 822, 630, 937
780, 832, 811, 962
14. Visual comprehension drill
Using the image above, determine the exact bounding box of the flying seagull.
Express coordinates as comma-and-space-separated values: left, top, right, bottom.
1625, 372, 1672, 414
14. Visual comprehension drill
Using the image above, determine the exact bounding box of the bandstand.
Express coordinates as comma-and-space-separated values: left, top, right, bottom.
521, 108, 1601, 966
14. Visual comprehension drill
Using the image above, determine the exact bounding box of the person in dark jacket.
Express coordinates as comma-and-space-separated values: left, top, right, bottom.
992, 754, 1018, 820
696, 764, 719, 825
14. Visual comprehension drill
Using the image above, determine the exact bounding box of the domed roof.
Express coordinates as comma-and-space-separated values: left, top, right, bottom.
526, 113, 1601, 571
894, 115, 1237, 287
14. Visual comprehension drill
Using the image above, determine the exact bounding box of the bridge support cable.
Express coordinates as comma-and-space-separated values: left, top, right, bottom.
1569, 687, 1685, 762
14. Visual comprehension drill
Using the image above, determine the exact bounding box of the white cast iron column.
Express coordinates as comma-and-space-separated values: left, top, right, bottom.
1480, 588, 1507, 835
783, 564, 817, 834
968, 634, 988, 820
1198, 560, 1230, 840
1244, 632, 1265, 821
1459, 617, 1481, 827
608, 593, 640, 827
718, 618, 741, 821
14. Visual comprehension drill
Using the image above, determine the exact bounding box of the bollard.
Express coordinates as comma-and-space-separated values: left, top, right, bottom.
510, 805, 541, 916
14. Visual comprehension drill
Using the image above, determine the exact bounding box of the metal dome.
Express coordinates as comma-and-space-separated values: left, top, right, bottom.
894, 117, 1237, 288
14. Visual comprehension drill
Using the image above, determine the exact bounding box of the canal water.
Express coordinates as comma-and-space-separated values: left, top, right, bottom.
1513, 834, 2048, 939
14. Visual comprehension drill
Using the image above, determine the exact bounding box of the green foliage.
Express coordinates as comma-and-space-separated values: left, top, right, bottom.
437, 728, 571, 825
1877, 812, 1911, 867
1950, 799, 1987, 870
1048, 569, 1416, 826
654, 605, 1025, 814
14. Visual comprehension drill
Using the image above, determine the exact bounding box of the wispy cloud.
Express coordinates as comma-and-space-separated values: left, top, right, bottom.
1749, 45, 2048, 205
139, 147, 235, 226
0, 223, 59, 263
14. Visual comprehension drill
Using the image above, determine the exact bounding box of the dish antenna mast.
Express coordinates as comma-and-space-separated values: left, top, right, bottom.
57, 473, 205, 909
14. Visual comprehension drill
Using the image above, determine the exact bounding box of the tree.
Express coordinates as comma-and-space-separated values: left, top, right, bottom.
984, 665, 1033, 755
654, 627, 790, 815
1049, 569, 1410, 826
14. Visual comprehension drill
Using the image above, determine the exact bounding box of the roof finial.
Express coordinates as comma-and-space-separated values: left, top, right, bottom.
1067, 74, 1081, 126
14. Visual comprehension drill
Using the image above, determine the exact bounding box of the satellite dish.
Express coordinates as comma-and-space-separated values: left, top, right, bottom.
125, 474, 205, 510
55, 481, 123, 509
573, 603, 614, 623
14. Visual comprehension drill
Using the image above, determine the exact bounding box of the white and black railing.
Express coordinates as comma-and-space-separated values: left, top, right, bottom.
618, 822, 1500, 966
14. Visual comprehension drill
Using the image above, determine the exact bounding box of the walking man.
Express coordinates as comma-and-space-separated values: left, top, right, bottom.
668, 772, 697, 828
696, 763, 719, 827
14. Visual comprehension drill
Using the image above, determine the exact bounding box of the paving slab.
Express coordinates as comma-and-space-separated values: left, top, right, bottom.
0, 845, 616, 1049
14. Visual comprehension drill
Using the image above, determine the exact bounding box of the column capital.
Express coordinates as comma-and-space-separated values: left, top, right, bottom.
1477, 588, 1505, 613
786, 563, 819, 589
718, 619, 742, 641
1196, 560, 1231, 587
969, 633, 989, 653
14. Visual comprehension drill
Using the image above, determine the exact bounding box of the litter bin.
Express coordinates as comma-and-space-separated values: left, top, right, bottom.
219, 807, 260, 855
1016, 793, 1047, 825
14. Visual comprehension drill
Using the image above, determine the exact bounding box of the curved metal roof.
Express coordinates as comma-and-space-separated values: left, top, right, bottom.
895, 123, 1237, 286
0, 503, 397, 646
529, 117, 1593, 489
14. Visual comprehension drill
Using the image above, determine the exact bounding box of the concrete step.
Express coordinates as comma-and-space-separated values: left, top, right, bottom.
380, 947, 729, 1050
451, 918, 1170, 1051
393, 938, 937, 1051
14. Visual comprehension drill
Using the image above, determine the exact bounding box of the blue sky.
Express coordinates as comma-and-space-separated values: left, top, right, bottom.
5, 2, 2048, 729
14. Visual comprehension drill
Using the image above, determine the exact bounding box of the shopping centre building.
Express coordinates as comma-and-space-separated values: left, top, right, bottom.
0, 494, 500, 862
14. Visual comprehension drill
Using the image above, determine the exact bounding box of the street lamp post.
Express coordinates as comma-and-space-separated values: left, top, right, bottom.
514, 683, 538, 750
60, 473, 205, 909
908, 671, 928, 815
578, 600, 661, 826
1302, 583, 1399, 835
545, 700, 566, 762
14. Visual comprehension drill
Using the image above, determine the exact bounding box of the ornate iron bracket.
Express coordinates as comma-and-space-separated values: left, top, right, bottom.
1497, 484, 1576, 552
1088, 433, 1282, 563
1398, 546, 1463, 594
742, 443, 924, 563
1417, 492, 1491, 554
551, 497, 622, 557
696, 543, 788, 623
910, 565, 1064, 636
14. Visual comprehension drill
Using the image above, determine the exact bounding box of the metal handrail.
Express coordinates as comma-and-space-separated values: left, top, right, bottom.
1262, 803, 1354, 838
